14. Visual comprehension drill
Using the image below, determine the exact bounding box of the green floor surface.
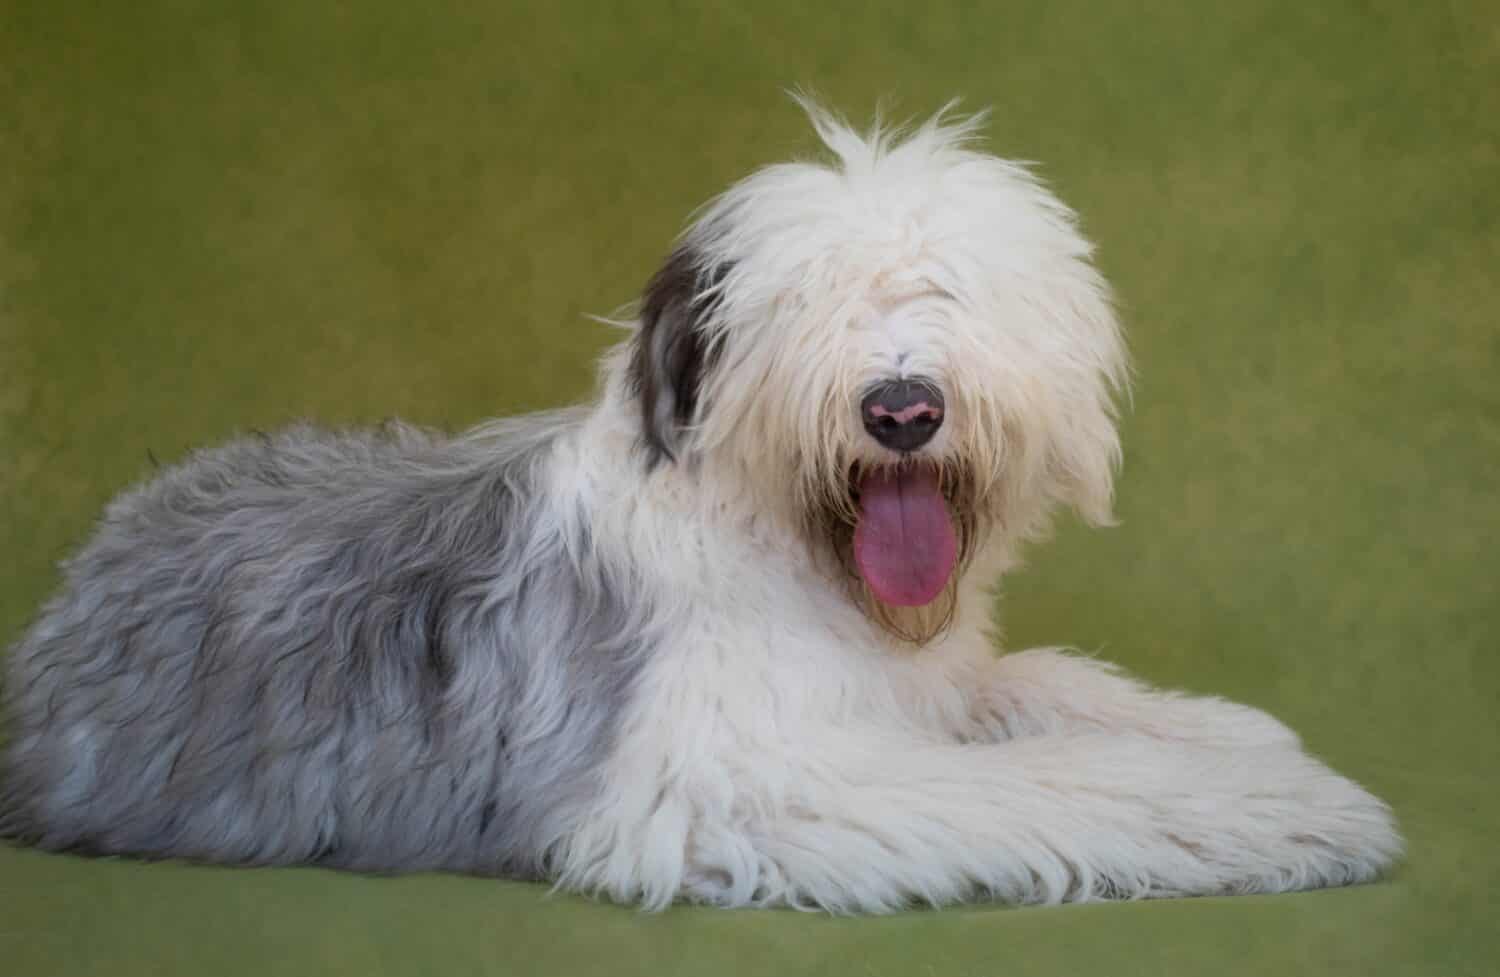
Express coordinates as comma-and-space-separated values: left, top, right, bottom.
2, 1, 1496, 974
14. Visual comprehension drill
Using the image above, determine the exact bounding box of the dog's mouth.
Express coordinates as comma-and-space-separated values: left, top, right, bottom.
849, 462, 958, 607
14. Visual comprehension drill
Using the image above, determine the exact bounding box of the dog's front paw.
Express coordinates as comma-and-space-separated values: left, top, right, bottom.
1147, 693, 1303, 752
1146, 745, 1403, 896
983, 649, 1301, 751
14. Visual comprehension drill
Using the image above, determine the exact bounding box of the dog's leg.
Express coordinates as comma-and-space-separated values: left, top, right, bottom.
695, 731, 1401, 912
973, 647, 1302, 750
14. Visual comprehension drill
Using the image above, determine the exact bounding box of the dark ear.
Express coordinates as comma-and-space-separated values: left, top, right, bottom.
628, 245, 728, 465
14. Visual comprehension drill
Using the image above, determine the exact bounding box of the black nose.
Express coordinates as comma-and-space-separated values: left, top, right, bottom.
861, 380, 945, 453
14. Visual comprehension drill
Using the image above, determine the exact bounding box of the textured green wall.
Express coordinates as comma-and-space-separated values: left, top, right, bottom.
2, 1, 1496, 974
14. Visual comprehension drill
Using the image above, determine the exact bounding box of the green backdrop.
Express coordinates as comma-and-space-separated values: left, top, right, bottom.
2, 1, 1496, 974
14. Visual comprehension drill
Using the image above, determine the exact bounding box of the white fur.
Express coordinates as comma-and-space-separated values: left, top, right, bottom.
545, 103, 1400, 912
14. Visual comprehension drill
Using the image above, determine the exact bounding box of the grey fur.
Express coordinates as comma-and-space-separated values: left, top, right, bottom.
0, 409, 651, 878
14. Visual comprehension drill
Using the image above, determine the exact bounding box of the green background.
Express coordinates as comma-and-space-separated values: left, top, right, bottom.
2, 1, 1496, 974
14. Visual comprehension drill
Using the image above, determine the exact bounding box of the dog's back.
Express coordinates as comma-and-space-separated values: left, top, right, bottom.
0, 410, 645, 877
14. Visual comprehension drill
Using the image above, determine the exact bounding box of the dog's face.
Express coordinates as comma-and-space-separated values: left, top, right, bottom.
630, 105, 1126, 643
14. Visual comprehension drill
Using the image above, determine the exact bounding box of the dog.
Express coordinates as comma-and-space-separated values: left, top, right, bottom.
0, 102, 1401, 912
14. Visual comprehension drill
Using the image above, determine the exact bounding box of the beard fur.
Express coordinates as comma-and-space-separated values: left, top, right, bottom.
804, 460, 985, 646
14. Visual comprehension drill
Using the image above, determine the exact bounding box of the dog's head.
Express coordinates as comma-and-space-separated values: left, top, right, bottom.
628, 101, 1127, 643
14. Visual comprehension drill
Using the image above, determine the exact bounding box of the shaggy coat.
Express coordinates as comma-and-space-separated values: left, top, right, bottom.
1, 104, 1401, 912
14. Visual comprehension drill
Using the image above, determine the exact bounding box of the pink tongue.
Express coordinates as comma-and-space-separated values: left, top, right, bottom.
853, 466, 958, 607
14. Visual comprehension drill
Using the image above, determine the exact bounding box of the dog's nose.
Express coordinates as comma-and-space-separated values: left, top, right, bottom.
861, 380, 944, 453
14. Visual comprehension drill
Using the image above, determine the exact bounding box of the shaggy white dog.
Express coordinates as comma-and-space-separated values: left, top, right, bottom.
1, 102, 1401, 912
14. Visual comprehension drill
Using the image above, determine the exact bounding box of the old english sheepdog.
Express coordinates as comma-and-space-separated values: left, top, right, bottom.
1, 103, 1400, 912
